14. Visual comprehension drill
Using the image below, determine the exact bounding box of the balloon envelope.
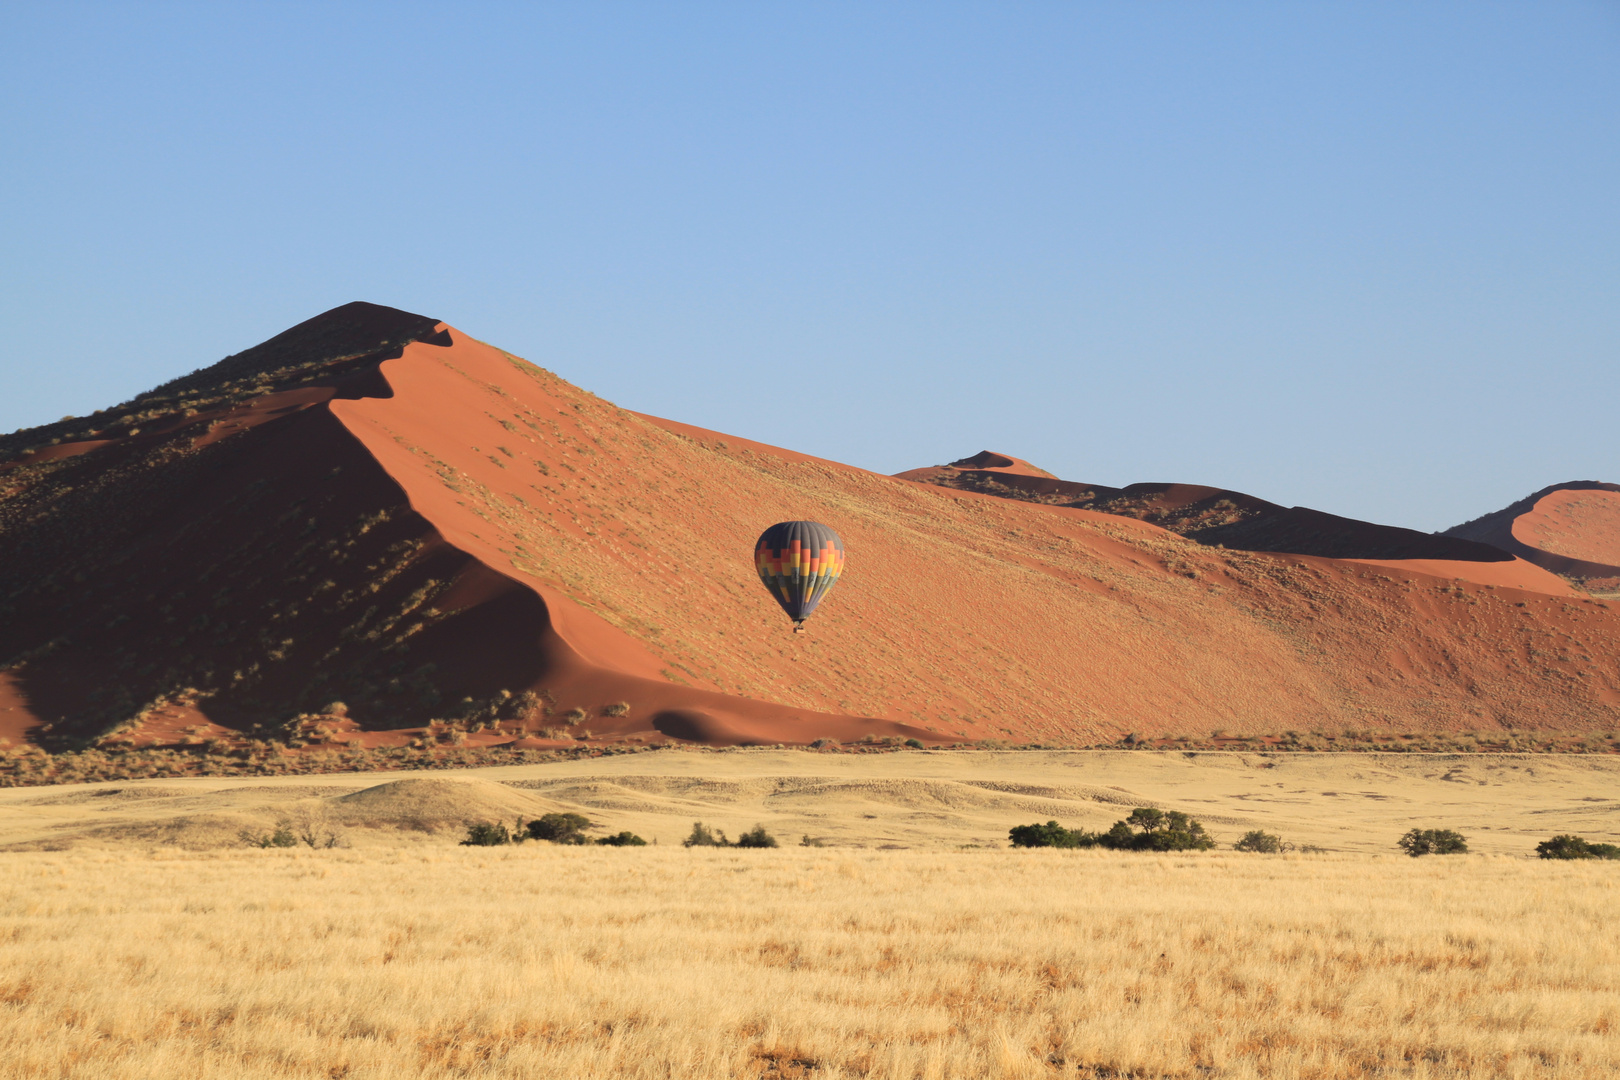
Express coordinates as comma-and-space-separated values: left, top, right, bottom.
755, 521, 845, 624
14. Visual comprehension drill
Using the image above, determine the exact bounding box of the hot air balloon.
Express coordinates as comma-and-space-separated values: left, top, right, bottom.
754, 521, 845, 632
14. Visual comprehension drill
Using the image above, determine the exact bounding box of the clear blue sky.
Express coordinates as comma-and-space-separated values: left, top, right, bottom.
2, 3, 1615, 532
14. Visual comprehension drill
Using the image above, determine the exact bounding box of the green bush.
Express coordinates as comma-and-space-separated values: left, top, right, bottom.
526, 812, 592, 844
460, 821, 511, 846
1398, 828, 1468, 856
683, 822, 729, 847
680, 822, 779, 848
734, 824, 779, 849
1233, 830, 1287, 854
904, 738, 925, 749
239, 825, 298, 849
1008, 807, 1216, 851
1536, 834, 1620, 860
1118, 808, 1216, 851
1009, 821, 1090, 848
595, 831, 647, 847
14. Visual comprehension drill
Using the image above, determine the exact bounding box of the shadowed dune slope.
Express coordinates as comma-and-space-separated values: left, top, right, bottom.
2, 304, 1618, 754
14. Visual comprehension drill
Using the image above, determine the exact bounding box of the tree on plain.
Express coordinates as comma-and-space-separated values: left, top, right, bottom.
1398, 829, 1468, 856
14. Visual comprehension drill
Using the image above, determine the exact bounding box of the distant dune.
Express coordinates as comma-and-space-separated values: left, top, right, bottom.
1443, 482, 1620, 592
898, 453, 1525, 568
2, 303, 1618, 758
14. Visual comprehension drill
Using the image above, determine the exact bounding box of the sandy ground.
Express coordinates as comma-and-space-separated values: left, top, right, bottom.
1, 750, 1615, 856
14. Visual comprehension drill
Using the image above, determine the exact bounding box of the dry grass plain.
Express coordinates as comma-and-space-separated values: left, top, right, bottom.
1, 751, 1618, 1078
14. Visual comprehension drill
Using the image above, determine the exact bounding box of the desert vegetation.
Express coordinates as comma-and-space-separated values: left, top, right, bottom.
1397, 828, 1470, 856
0, 847, 1616, 1078
459, 812, 648, 847
1537, 834, 1620, 860
525, 811, 594, 844
239, 813, 344, 850
684, 821, 780, 848
459, 820, 515, 846
1232, 829, 1289, 853
1008, 808, 1216, 851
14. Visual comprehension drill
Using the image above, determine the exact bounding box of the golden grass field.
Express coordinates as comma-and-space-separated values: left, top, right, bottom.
1, 751, 1617, 1078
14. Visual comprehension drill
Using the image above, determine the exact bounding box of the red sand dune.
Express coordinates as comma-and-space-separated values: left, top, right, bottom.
1443, 483, 1620, 587
1519, 489, 1620, 567
942, 451, 1058, 480
1, 303, 1617, 755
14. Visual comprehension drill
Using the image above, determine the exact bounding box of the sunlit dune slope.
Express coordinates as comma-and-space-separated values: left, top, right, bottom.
2, 303, 1618, 754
